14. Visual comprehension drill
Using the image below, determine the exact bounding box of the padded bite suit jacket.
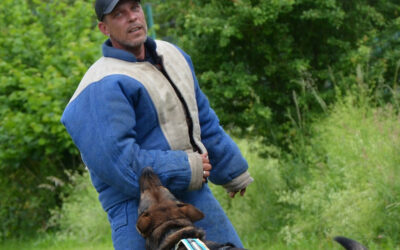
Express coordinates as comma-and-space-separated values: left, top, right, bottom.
61, 37, 253, 248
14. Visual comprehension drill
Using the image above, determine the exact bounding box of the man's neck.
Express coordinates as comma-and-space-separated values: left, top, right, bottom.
111, 40, 146, 60
131, 45, 145, 60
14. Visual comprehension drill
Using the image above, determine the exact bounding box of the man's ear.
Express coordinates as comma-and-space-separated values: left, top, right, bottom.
98, 21, 109, 36
178, 203, 204, 222
136, 212, 152, 237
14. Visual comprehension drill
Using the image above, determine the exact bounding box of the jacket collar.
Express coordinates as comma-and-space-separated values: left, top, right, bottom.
101, 37, 157, 63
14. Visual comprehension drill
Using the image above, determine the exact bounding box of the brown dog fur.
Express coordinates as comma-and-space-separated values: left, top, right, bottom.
136, 167, 245, 250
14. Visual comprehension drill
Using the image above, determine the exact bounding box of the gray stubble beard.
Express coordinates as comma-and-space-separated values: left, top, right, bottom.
112, 28, 148, 52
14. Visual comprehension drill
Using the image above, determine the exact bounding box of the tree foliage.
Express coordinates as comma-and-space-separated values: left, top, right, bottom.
152, 0, 400, 141
0, 0, 101, 238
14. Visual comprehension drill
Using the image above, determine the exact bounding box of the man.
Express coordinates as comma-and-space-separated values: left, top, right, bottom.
61, 0, 253, 249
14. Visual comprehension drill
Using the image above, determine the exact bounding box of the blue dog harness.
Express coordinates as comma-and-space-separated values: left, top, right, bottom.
175, 238, 209, 250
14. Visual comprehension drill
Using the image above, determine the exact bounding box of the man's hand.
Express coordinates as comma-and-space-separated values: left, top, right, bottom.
229, 188, 246, 198
201, 152, 211, 183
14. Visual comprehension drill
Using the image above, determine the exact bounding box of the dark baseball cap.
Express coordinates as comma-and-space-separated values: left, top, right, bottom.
95, 0, 141, 21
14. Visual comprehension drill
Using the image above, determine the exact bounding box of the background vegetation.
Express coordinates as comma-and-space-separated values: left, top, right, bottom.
1, 0, 400, 249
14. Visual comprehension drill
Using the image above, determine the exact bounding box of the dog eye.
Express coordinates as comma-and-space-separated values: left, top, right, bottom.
177, 203, 186, 207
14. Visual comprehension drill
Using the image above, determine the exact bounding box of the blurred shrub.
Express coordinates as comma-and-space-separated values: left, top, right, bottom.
0, 0, 102, 238
49, 170, 111, 243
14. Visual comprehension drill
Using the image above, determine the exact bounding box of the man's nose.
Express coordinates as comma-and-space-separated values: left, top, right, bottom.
127, 10, 138, 22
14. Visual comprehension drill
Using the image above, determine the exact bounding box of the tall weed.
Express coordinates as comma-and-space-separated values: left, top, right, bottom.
49, 169, 111, 243
278, 91, 400, 247
209, 138, 287, 248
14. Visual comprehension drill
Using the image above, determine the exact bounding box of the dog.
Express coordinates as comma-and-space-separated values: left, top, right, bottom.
136, 167, 367, 250
136, 167, 246, 250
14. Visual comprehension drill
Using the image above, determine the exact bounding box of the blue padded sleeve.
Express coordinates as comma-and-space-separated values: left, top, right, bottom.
61, 75, 192, 198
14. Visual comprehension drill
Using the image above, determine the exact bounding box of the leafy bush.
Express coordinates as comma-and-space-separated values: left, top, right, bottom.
152, 0, 400, 141
0, 0, 102, 238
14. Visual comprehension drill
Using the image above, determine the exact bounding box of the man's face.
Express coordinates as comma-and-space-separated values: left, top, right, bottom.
99, 0, 148, 53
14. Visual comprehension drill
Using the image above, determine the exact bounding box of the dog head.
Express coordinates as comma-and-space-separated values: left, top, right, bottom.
137, 167, 205, 250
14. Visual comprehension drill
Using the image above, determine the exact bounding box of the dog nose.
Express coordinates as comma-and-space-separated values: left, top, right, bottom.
139, 166, 163, 193
141, 166, 154, 175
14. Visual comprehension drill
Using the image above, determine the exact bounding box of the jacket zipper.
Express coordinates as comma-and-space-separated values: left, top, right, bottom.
154, 61, 202, 154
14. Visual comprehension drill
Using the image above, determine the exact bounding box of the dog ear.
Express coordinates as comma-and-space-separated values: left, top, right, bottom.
178, 203, 204, 222
136, 212, 152, 237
